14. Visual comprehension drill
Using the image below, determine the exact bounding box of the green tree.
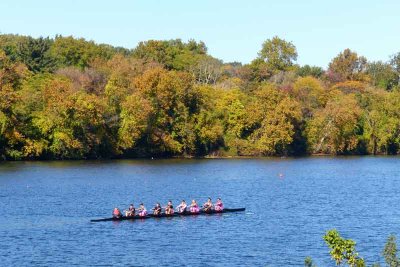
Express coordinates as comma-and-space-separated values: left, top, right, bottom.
297, 65, 324, 78
132, 39, 207, 70
50, 36, 116, 69
367, 61, 398, 90
383, 235, 400, 267
0, 34, 29, 62
16, 36, 56, 73
257, 36, 298, 73
390, 52, 400, 87
304, 256, 317, 267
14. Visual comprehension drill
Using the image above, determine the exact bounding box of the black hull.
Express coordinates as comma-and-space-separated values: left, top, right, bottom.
90, 208, 245, 222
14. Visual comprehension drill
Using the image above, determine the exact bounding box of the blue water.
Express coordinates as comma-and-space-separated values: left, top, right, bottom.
0, 157, 399, 266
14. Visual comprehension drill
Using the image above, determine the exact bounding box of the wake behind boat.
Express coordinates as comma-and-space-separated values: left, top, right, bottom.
91, 208, 245, 222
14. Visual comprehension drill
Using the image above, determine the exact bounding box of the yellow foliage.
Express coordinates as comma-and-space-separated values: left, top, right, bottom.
306, 93, 362, 154
23, 139, 48, 158
332, 80, 367, 94
293, 76, 326, 109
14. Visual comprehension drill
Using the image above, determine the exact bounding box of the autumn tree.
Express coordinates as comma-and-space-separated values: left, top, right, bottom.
362, 90, 400, 154
118, 93, 153, 152
327, 49, 368, 82
21, 76, 113, 159
191, 85, 225, 155
249, 84, 302, 156
243, 58, 272, 82
306, 93, 362, 154
56, 67, 107, 95
0, 50, 29, 159
124, 68, 200, 156
292, 76, 326, 117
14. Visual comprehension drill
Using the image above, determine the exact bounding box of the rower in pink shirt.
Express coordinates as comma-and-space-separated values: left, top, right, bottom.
214, 198, 224, 211
190, 199, 200, 213
138, 203, 147, 217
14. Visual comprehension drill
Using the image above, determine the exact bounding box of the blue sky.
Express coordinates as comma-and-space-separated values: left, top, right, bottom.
1, 0, 399, 68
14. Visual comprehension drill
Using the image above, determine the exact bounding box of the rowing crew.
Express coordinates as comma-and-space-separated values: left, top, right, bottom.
112, 198, 224, 218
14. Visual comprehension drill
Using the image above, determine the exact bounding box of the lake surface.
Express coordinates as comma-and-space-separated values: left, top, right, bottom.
0, 157, 399, 266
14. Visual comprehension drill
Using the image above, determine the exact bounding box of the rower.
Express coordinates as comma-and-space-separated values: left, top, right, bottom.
176, 200, 187, 214
190, 199, 200, 213
125, 204, 135, 217
152, 203, 162, 216
203, 198, 213, 212
165, 200, 174, 215
214, 198, 224, 211
112, 207, 122, 218
138, 203, 147, 217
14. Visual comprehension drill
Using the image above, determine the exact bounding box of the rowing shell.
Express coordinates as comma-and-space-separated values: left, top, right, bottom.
90, 208, 245, 222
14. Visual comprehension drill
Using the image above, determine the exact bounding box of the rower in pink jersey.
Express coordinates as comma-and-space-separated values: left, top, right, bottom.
190, 199, 200, 213
214, 198, 224, 211
138, 203, 147, 217
112, 207, 122, 218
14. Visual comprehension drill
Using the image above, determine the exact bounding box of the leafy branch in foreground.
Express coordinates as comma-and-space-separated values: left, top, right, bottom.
383, 235, 400, 267
306, 231, 400, 267
324, 229, 365, 267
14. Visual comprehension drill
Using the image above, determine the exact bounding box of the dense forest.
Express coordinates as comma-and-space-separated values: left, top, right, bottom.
1, 34, 400, 160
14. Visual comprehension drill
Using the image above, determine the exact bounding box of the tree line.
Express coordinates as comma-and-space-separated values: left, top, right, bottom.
1, 34, 400, 159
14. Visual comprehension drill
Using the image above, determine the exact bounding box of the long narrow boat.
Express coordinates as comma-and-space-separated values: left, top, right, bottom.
90, 208, 245, 222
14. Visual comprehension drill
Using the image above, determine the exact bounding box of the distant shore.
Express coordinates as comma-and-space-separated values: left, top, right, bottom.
1, 153, 398, 162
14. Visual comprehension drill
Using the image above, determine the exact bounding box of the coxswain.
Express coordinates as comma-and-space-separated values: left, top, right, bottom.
190, 199, 200, 213
203, 198, 213, 212
125, 204, 135, 217
152, 203, 162, 216
165, 200, 174, 215
138, 203, 147, 217
112, 207, 122, 218
214, 198, 224, 212
176, 200, 187, 214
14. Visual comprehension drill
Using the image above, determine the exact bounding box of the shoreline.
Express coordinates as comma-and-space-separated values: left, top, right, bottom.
0, 153, 398, 162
